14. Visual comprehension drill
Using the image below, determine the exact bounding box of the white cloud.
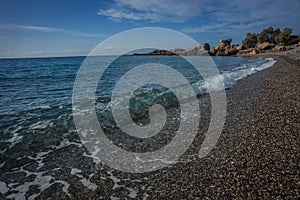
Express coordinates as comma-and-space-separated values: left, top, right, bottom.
98, 0, 211, 22
98, 8, 151, 21
69, 32, 106, 38
98, 8, 181, 22
182, 0, 300, 36
182, 21, 272, 34
98, 0, 300, 36
16, 24, 60, 32
182, 23, 231, 33
0, 23, 106, 38
0, 23, 61, 32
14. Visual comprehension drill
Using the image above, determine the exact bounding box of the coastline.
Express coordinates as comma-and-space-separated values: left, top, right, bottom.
139, 52, 299, 199
198, 51, 300, 198
0, 52, 299, 199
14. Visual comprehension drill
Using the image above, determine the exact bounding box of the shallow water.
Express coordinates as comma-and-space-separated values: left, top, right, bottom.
0, 55, 275, 154
0, 55, 276, 198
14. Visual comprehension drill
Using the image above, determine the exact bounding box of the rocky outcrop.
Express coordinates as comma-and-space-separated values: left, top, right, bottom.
235, 45, 246, 51
149, 50, 177, 55
139, 43, 210, 56
134, 40, 295, 57
173, 43, 210, 56
225, 46, 238, 56
273, 46, 286, 51
182, 44, 210, 56
219, 39, 232, 46
133, 49, 177, 56
236, 48, 258, 55
209, 38, 296, 56
209, 38, 238, 56
201, 43, 210, 51
256, 42, 273, 50
171, 48, 186, 55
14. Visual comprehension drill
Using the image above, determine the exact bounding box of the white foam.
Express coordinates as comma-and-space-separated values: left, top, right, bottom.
29, 120, 51, 129
51, 139, 83, 149
108, 171, 121, 189
79, 177, 98, 191
110, 194, 120, 200
54, 180, 71, 197
70, 168, 98, 191
71, 168, 82, 175
7, 133, 23, 149
0, 161, 6, 168
5, 140, 82, 199
40, 105, 51, 109
127, 187, 138, 198
0, 181, 9, 194
196, 57, 276, 93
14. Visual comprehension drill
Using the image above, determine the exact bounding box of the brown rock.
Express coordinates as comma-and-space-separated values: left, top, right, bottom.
235, 45, 246, 51
225, 46, 238, 56
219, 39, 232, 47
184, 45, 208, 56
215, 47, 226, 56
249, 49, 258, 55
209, 39, 233, 56
211, 45, 238, 56
171, 48, 186, 55
236, 48, 256, 55
256, 42, 272, 50
149, 49, 177, 55
209, 45, 220, 55
273, 46, 286, 51
200, 43, 210, 51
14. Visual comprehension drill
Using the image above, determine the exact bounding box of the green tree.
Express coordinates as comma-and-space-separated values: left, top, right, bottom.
257, 26, 274, 43
256, 26, 282, 44
275, 28, 292, 45
242, 32, 258, 48
272, 28, 281, 43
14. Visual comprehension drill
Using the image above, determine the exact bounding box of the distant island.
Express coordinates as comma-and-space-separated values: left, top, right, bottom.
133, 27, 300, 56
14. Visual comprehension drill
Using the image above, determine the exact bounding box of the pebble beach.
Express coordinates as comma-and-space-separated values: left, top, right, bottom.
1, 51, 299, 199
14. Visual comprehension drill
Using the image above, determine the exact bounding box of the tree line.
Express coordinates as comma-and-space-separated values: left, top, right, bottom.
242, 27, 300, 48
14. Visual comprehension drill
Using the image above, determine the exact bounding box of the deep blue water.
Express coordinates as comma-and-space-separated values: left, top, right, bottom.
0, 55, 275, 155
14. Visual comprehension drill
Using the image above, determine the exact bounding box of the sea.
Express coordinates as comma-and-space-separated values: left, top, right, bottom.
0, 55, 275, 198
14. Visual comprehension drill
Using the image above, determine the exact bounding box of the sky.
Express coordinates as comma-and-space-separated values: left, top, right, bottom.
0, 0, 299, 58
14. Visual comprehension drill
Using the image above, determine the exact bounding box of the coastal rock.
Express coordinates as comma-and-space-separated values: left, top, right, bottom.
171, 48, 186, 55
184, 45, 207, 56
186, 46, 201, 55
215, 47, 226, 56
249, 49, 259, 55
169, 44, 209, 56
235, 45, 246, 51
209, 39, 234, 56
236, 48, 255, 55
200, 43, 210, 51
149, 50, 177, 55
209, 45, 219, 55
273, 45, 286, 51
225, 46, 238, 56
256, 42, 272, 50
219, 39, 232, 47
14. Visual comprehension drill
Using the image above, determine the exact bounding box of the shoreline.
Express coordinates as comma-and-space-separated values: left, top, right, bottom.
203, 51, 300, 198
1, 52, 299, 199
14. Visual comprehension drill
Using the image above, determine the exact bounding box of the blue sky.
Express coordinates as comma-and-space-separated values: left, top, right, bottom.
0, 0, 299, 58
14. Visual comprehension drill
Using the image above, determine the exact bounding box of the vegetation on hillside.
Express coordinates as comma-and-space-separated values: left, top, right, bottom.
242, 27, 299, 47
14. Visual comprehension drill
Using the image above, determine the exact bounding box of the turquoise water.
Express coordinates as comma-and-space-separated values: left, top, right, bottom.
0, 55, 275, 158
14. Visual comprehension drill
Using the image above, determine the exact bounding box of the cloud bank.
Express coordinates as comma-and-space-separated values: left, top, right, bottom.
98, 0, 300, 34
